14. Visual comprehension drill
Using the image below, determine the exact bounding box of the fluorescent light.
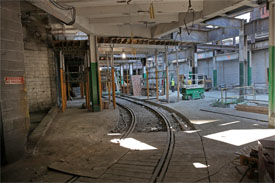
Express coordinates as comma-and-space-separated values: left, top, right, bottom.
122, 51, 126, 59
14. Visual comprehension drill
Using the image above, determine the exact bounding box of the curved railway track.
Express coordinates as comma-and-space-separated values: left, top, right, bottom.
117, 96, 175, 183
116, 102, 137, 139
64, 96, 178, 183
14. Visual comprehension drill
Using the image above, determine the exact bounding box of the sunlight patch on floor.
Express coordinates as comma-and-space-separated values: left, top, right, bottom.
191, 119, 219, 125
107, 133, 121, 136
110, 138, 157, 150
204, 129, 275, 146
184, 130, 201, 134
193, 162, 210, 168
218, 121, 240, 126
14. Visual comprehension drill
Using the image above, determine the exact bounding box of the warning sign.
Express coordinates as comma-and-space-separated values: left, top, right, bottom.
4, 77, 24, 84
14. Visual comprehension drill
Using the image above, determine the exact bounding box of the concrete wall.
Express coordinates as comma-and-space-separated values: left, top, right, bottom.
24, 42, 56, 112
0, 1, 30, 163
252, 49, 269, 85
198, 59, 212, 79
22, 3, 57, 112
216, 59, 240, 87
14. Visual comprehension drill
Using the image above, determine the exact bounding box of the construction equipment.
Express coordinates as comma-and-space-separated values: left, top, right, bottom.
198, 75, 212, 91
180, 74, 205, 100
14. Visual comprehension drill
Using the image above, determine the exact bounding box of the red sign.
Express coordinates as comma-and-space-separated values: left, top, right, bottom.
4, 77, 24, 84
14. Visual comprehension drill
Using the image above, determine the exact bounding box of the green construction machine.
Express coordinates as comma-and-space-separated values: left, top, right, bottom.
180, 74, 206, 100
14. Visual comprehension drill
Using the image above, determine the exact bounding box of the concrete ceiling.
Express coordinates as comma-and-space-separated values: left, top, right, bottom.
28, 0, 259, 38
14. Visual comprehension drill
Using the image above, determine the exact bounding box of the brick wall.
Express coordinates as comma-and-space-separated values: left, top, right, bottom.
24, 41, 57, 112
0, 1, 30, 163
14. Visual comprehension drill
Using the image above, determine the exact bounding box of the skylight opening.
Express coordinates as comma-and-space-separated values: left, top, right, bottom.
235, 12, 251, 23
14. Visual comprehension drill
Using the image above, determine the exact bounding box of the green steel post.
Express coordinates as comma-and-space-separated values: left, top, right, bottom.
269, 1, 275, 128
213, 70, 217, 88
89, 63, 100, 112
269, 46, 275, 128
247, 51, 252, 86
89, 35, 100, 112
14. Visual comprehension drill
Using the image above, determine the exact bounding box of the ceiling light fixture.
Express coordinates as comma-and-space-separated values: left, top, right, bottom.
122, 51, 126, 59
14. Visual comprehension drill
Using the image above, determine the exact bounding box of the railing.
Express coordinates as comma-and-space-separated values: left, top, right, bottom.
220, 86, 256, 104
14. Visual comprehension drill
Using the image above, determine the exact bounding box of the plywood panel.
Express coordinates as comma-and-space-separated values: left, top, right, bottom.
131, 75, 142, 96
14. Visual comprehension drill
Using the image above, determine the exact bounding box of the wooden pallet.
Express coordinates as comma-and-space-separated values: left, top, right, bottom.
235, 105, 268, 115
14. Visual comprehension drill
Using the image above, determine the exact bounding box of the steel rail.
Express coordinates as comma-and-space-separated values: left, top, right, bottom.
117, 96, 175, 183
116, 102, 137, 139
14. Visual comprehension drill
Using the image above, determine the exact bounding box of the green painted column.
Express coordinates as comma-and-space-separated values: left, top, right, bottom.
120, 65, 124, 85
89, 35, 101, 112
212, 51, 217, 89
239, 62, 245, 86
213, 70, 217, 88
247, 51, 252, 86
269, 1, 275, 128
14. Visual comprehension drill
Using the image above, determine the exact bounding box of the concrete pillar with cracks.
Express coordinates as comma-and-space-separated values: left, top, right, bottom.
130, 64, 133, 75
192, 45, 198, 84
239, 20, 247, 101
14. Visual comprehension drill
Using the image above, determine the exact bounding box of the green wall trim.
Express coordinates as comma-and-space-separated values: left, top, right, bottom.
239, 62, 244, 87
247, 52, 252, 86
89, 63, 100, 112
269, 46, 275, 118
143, 73, 146, 79
239, 62, 245, 102
213, 70, 217, 89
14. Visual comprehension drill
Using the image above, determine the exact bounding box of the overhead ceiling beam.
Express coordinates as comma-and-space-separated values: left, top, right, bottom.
173, 28, 208, 43
207, 27, 240, 42
26, 0, 93, 34
93, 24, 151, 37
151, 0, 258, 38
198, 44, 239, 50
204, 16, 242, 28
89, 14, 178, 25
75, 1, 203, 17
207, 17, 269, 42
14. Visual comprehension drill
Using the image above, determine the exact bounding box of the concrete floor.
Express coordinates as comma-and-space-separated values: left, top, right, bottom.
1, 106, 121, 182
1, 91, 274, 182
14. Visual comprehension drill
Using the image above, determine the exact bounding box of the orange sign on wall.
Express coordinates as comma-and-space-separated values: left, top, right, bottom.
4, 77, 24, 84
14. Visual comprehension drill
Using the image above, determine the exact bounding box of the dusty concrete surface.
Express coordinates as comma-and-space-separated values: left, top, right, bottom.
1, 105, 120, 182
149, 90, 274, 182
1, 92, 274, 182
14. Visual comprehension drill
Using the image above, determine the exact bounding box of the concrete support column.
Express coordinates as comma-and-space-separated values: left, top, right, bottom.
155, 49, 159, 101
89, 35, 101, 112
130, 64, 133, 75
111, 48, 116, 109
1, 1, 30, 163
165, 47, 170, 103
269, 1, 275, 128
212, 50, 217, 89
192, 46, 198, 84
239, 21, 247, 101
